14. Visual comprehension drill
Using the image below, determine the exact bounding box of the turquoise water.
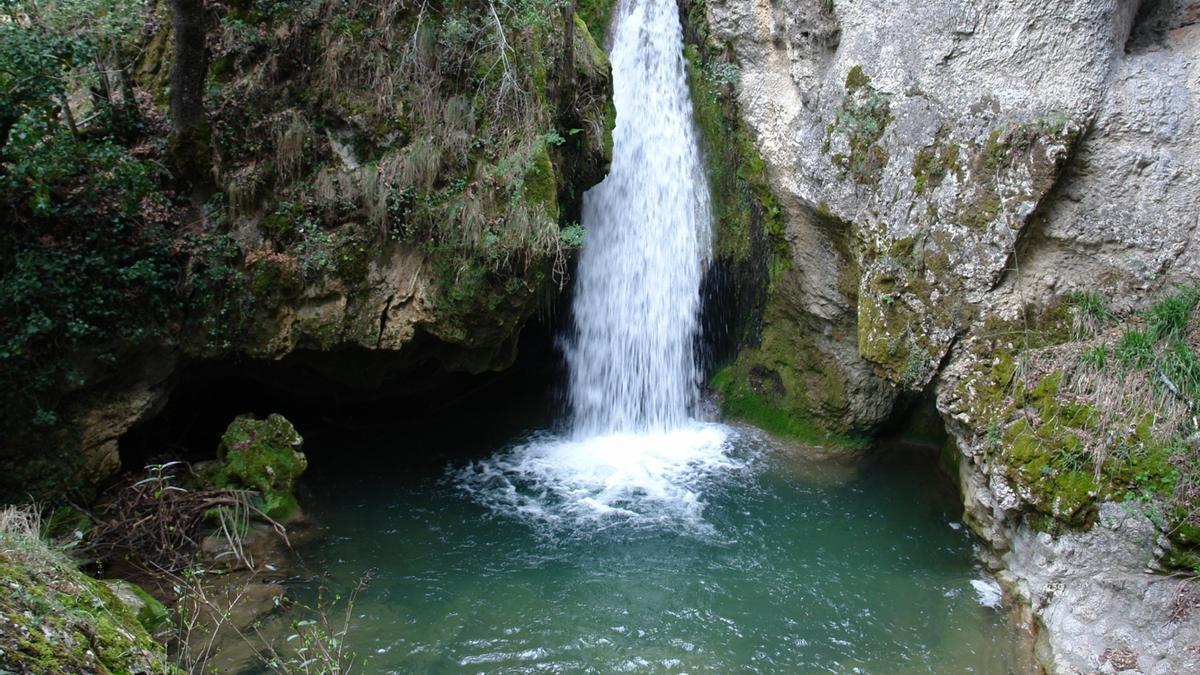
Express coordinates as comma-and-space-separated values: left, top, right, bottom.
288, 424, 1027, 674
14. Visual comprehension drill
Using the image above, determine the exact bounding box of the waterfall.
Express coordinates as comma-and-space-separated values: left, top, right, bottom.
457, 0, 739, 533
566, 0, 713, 437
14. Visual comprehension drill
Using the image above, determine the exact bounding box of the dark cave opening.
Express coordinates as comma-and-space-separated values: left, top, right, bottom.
117, 314, 570, 477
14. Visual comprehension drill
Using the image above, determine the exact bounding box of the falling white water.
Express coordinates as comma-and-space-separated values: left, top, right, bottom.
566, 0, 713, 436
458, 0, 739, 532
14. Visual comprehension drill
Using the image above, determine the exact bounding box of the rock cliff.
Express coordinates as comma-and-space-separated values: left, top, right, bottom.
705, 0, 1200, 670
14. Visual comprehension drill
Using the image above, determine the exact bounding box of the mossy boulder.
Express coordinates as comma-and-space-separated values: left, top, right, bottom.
215, 414, 307, 520
710, 361, 870, 449
0, 544, 177, 674
103, 579, 170, 634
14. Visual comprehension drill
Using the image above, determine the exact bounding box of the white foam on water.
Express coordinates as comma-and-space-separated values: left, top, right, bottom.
457, 424, 743, 534
970, 578, 1004, 609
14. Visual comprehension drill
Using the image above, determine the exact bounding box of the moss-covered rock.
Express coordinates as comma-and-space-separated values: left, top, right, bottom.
577, 0, 618, 43
912, 140, 961, 195
680, 0, 809, 407
215, 414, 307, 520
945, 294, 1193, 537
708, 261, 875, 448
679, 0, 786, 270
0, 539, 176, 673
189, 0, 618, 361
954, 116, 1082, 233
711, 364, 869, 448
103, 580, 170, 634
843, 111, 1084, 398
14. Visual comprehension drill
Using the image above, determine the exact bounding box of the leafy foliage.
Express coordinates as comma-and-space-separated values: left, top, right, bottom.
197, 0, 613, 339
1, 0, 615, 505
0, 1, 187, 432
0, 10, 89, 129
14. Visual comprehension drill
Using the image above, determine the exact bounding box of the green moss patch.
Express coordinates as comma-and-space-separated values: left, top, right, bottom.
577, 0, 618, 44
710, 331, 871, 451
215, 414, 308, 520
857, 288, 935, 388
912, 141, 961, 195
0, 543, 176, 673
954, 287, 1199, 552
683, 44, 786, 267
955, 116, 1082, 231
104, 579, 170, 634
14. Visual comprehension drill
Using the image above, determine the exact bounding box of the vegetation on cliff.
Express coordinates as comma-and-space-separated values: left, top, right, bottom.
191, 0, 614, 349
953, 286, 1200, 571
1, 0, 615, 504
825, 65, 892, 186
678, 0, 784, 271
676, 0, 848, 444
0, 0, 180, 437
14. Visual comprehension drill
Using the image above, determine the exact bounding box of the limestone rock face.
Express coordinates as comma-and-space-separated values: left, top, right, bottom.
708, 0, 1147, 412
0, 345, 176, 502
1002, 2, 1200, 312
709, 0, 1200, 670
1001, 504, 1200, 675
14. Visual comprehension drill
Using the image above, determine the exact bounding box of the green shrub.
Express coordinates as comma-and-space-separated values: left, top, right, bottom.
0, 0, 184, 433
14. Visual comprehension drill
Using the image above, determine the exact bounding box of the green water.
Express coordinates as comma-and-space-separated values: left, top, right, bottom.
286, 423, 1027, 674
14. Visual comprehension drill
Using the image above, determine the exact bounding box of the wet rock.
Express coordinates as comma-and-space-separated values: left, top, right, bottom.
200, 515, 322, 571
103, 579, 170, 634
750, 424, 864, 487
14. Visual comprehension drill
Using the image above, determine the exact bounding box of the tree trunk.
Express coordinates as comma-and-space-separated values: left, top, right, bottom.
168, 0, 211, 201
561, 0, 576, 104
115, 51, 144, 139
93, 54, 119, 127
58, 90, 79, 137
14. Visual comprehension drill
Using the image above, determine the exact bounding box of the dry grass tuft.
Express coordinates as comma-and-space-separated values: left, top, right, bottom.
0, 503, 43, 548
273, 110, 311, 184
